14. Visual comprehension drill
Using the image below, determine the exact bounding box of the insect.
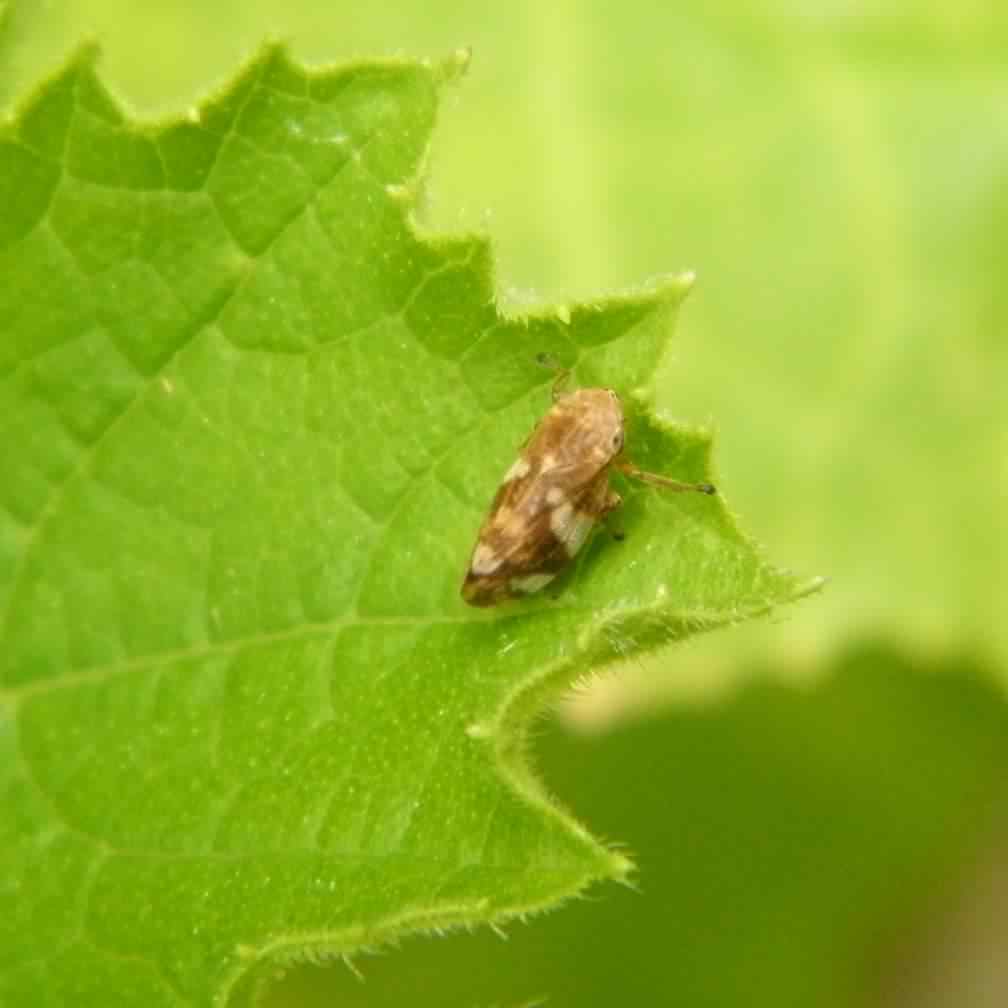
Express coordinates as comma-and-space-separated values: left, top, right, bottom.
460, 357, 716, 606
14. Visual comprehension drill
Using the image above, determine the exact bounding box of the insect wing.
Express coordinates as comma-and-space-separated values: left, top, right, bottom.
462, 464, 609, 605
461, 392, 620, 606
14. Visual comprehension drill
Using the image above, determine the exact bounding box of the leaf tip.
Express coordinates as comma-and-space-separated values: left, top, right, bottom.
66, 38, 102, 72
643, 268, 697, 307
608, 850, 637, 883
799, 574, 830, 598
434, 46, 472, 85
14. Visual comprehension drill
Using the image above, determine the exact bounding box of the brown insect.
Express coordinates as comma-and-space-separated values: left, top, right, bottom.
461, 357, 716, 606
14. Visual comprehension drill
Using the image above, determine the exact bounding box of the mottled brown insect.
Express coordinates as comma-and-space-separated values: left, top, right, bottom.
461, 360, 716, 606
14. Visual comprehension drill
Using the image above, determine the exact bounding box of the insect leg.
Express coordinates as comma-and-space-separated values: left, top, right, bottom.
616, 462, 716, 495
600, 489, 625, 540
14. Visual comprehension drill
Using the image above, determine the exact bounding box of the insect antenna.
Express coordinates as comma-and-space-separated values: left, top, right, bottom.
535, 351, 572, 401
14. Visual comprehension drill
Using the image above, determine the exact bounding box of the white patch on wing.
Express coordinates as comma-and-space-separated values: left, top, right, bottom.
545, 486, 566, 506
551, 504, 595, 557
510, 572, 555, 595
549, 501, 573, 535
470, 541, 502, 575
504, 456, 531, 482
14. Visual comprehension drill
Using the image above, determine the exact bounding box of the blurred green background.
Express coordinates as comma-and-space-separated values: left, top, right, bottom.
4, 2, 1006, 1005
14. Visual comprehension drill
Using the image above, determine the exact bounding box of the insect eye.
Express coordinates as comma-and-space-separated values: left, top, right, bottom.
611, 431, 624, 452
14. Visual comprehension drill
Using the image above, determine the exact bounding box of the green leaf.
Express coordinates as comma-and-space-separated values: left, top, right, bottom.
0, 46, 815, 1005
270, 642, 1008, 1008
